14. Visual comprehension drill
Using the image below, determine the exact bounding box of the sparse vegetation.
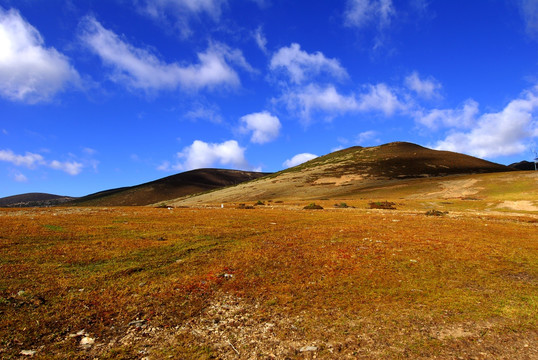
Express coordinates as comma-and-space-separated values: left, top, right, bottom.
236, 203, 254, 209
254, 200, 265, 206
334, 202, 349, 208
425, 209, 448, 216
368, 201, 396, 210
303, 203, 324, 209
1, 206, 536, 359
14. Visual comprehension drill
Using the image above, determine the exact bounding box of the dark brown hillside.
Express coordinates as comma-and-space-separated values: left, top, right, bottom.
288, 142, 512, 181
72, 168, 269, 206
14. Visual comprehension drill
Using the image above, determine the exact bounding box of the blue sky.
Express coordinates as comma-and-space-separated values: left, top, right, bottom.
1, 0, 538, 197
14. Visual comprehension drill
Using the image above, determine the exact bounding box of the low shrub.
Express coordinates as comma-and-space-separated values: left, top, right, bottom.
368, 201, 396, 210
304, 203, 324, 210
334, 202, 349, 208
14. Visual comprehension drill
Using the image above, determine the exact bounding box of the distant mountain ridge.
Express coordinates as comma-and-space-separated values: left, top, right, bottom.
72, 168, 269, 206
0, 193, 76, 208
509, 160, 536, 171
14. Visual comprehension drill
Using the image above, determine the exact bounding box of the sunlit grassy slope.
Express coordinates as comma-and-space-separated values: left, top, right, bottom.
1, 205, 536, 359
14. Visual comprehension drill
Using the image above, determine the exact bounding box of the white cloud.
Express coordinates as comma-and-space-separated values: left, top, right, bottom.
282, 84, 359, 121
0, 149, 44, 168
405, 72, 442, 99
357, 83, 405, 116
433, 87, 538, 158
283, 153, 318, 168
344, 0, 395, 29
0, 8, 80, 103
253, 26, 268, 53
159, 140, 249, 171
80, 17, 252, 91
270, 43, 348, 84
49, 160, 83, 175
416, 99, 479, 130
280, 83, 407, 122
239, 111, 281, 144
0, 149, 83, 175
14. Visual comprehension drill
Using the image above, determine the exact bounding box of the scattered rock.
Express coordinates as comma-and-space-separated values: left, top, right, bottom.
299, 345, 318, 352
20, 350, 36, 356
80, 336, 95, 349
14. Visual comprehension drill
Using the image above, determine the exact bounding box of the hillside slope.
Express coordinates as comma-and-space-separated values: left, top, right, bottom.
73, 168, 269, 206
167, 142, 513, 205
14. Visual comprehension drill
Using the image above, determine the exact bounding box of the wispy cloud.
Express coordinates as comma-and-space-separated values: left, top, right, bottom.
518, 0, 538, 37
0, 8, 80, 103
344, 0, 395, 29
138, 0, 227, 38
405, 71, 442, 99
80, 17, 252, 92
253, 26, 268, 53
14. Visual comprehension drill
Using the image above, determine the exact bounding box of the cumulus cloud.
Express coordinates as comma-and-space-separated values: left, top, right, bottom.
281, 84, 359, 121
159, 140, 250, 171
415, 99, 479, 130
0, 8, 80, 103
0, 149, 83, 175
433, 88, 538, 158
357, 83, 405, 116
283, 153, 318, 168
80, 17, 252, 91
344, 0, 395, 29
239, 111, 281, 144
405, 72, 442, 99
270, 43, 348, 84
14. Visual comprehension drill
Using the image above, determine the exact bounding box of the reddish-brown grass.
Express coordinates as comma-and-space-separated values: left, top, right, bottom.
0, 206, 536, 359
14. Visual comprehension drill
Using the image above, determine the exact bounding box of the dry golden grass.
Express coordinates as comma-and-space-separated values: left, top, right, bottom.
1, 206, 537, 359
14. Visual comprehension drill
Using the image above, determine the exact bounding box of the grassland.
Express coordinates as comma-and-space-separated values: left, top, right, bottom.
1, 204, 536, 359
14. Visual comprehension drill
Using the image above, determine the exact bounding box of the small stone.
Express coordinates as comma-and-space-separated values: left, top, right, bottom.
20, 350, 36, 356
80, 336, 95, 348
300, 346, 318, 352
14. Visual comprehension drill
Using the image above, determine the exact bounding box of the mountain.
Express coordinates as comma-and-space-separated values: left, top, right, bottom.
72, 168, 269, 206
509, 160, 536, 171
166, 142, 514, 205
0, 193, 76, 207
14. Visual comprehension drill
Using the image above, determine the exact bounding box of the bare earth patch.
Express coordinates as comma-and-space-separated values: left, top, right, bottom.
497, 200, 538, 212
